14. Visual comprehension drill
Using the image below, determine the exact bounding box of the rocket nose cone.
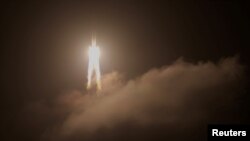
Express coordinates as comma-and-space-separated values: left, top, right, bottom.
92, 36, 96, 46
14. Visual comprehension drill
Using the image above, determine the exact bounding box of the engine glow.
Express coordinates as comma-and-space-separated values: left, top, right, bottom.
87, 37, 101, 90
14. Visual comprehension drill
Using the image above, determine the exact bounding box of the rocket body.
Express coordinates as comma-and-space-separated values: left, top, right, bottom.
87, 37, 101, 90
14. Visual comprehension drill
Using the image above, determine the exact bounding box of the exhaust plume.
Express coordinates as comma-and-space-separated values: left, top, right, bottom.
87, 36, 101, 90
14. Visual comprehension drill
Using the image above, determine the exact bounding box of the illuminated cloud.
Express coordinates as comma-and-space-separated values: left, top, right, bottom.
25, 57, 245, 141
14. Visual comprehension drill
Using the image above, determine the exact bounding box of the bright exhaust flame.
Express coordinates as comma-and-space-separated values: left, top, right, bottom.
87, 37, 101, 90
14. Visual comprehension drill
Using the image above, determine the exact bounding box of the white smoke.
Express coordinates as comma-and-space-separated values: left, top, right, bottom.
24, 57, 245, 141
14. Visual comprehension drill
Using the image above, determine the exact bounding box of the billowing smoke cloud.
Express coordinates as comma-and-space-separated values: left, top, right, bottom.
23, 57, 246, 141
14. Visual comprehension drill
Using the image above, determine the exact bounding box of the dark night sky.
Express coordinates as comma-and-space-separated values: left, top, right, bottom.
1, 0, 250, 141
